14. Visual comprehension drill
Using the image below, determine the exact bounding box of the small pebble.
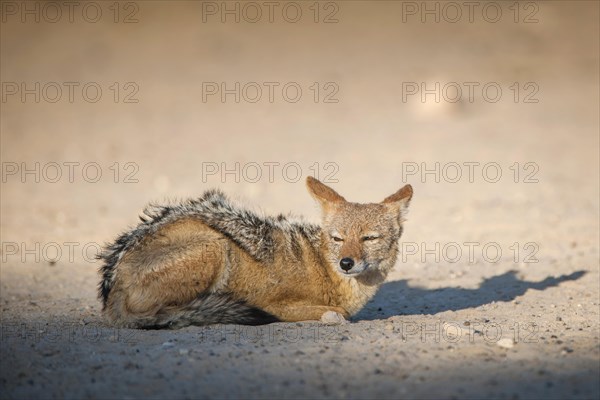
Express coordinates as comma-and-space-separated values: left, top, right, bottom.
496, 338, 515, 349
561, 347, 574, 355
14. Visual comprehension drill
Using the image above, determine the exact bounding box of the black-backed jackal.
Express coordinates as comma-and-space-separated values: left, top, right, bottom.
98, 177, 413, 328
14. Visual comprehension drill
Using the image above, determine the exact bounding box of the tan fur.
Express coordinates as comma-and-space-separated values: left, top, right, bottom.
102, 177, 413, 326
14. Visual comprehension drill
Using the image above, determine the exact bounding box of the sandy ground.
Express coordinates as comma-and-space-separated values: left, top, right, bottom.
1, 1, 599, 399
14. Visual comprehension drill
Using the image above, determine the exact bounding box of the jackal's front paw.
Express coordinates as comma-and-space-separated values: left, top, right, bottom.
320, 311, 347, 325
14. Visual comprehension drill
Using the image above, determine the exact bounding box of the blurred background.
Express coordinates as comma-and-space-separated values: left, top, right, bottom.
1, 1, 598, 247
1, 1, 598, 398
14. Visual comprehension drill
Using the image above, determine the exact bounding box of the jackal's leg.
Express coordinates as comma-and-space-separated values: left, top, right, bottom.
264, 305, 350, 322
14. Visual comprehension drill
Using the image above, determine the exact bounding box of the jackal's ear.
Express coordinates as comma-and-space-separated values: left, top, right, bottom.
306, 176, 346, 210
382, 184, 413, 215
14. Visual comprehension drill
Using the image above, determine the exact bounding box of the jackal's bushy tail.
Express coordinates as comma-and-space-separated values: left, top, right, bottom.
133, 293, 279, 329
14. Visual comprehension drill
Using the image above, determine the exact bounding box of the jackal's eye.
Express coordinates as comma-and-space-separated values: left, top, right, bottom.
362, 235, 379, 241
331, 236, 343, 242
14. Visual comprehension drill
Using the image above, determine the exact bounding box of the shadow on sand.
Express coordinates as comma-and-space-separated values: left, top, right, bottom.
356, 270, 586, 321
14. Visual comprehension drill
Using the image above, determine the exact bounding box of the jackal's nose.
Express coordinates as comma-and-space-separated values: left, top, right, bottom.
340, 258, 355, 271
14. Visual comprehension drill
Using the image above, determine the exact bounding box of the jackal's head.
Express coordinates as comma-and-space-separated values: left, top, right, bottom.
307, 176, 413, 278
